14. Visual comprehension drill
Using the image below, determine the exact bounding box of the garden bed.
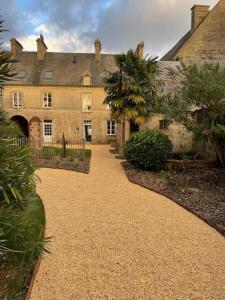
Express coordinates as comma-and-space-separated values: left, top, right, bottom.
36, 149, 91, 173
122, 162, 225, 236
165, 159, 215, 170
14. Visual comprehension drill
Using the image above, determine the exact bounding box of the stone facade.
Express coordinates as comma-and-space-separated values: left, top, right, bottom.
162, 0, 225, 61
3, 85, 115, 144
141, 114, 193, 153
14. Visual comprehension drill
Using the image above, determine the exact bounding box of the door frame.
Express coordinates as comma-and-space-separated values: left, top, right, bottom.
43, 119, 53, 143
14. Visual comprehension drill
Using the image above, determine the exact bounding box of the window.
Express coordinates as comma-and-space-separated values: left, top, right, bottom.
43, 120, 53, 142
44, 71, 53, 79
16, 70, 26, 78
12, 92, 22, 107
82, 94, 92, 112
82, 72, 91, 86
106, 120, 116, 135
83, 75, 91, 85
159, 119, 170, 130
43, 93, 52, 108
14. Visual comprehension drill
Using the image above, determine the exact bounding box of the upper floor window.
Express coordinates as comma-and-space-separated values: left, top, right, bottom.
44, 71, 53, 79
82, 72, 91, 86
43, 93, 52, 108
82, 94, 92, 112
159, 119, 170, 130
12, 92, 22, 108
106, 120, 116, 135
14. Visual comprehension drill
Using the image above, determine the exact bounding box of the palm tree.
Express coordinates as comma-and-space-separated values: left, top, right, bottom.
104, 50, 163, 140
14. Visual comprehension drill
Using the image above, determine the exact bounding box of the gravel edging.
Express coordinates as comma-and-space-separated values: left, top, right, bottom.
25, 248, 44, 300
122, 162, 225, 238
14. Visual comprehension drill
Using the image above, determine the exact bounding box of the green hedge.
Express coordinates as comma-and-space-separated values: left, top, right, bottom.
124, 130, 173, 171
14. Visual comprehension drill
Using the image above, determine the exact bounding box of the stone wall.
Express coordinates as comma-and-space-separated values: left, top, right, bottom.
140, 114, 193, 153
3, 85, 116, 144
177, 0, 225, 60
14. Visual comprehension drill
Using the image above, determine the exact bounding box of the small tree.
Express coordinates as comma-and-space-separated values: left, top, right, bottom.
159, 63, 225, 167
103, 50, 163, 136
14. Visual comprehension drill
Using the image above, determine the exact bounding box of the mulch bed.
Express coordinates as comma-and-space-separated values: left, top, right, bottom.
36, 157, 91, 174
122, 162, 225, 237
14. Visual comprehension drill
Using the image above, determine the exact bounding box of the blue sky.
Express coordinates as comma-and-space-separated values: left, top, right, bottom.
0, 0, 218, 57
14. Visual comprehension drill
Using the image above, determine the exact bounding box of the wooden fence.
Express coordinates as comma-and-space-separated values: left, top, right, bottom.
10, 136, 86, 159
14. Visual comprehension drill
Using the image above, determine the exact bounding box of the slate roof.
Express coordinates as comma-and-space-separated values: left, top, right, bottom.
6, 51, 181, 92
6, 51, 118, 87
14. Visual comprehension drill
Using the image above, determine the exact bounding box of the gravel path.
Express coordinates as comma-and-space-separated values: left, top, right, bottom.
30, 145, 225, 300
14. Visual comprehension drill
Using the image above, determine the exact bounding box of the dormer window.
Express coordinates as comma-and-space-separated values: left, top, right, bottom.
44, 71, 53, 79
82, 72, 91, 86
16, 70, 26, 78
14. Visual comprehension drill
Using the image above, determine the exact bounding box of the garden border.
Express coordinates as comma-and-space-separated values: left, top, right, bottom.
37, 165, 90, 174
121, 162, 225, 238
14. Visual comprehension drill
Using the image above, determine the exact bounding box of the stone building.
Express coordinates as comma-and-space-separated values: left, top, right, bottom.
3, 36, 118, 144
3, 0, 225, 152
162, 0, 225, 61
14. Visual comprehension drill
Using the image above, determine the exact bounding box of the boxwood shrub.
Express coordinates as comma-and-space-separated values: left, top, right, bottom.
124, 129, 173, 171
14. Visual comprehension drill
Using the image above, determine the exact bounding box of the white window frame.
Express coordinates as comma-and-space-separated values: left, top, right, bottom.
106, 120, 116, 135
12, 92, 23, 108
43, 92, 52, 108
43, 120, 53, 141
82, 94, 92, 112
83, 75, 91, 86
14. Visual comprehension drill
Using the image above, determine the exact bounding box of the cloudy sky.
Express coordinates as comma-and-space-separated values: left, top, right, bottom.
0, 0, 218, 58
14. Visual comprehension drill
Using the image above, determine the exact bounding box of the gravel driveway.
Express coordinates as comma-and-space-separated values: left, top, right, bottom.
30, 145, 225, 300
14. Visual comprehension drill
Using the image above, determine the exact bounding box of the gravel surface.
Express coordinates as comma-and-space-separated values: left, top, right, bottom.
30, 145, 225, 300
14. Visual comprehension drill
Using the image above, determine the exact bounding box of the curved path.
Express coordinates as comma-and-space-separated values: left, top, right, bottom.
30, 145, 225, 300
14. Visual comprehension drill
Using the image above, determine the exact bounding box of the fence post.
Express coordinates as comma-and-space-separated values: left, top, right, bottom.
82, 138, 85, 160
62, 133, 66, 158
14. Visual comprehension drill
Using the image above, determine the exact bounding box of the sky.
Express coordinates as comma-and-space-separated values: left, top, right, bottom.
0, 0, 218, 58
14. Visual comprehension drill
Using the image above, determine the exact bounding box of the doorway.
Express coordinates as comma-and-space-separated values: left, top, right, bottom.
43, 120, 53, 143
84, 120, 92, 142
11, 115, 29, 137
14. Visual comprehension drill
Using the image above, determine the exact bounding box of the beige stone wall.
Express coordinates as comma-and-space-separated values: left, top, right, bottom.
3, 85, 116, 144
177, 0, 225, 60
140, 114, 193, 153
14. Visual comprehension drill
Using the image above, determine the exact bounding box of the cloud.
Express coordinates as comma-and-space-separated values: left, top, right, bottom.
0, 0, 218, 57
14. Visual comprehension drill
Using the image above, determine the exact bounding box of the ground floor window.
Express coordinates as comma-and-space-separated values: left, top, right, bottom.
84, 120, 92, 142
106, 120, 116, 135
43, 120, 53, 142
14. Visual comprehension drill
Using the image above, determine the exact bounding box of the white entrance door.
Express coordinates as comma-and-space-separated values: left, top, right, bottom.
43, 120, 53, 143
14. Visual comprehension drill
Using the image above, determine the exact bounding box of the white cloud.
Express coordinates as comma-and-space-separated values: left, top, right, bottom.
1, 0, 219, 56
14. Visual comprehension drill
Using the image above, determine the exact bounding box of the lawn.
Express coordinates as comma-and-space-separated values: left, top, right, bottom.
0, 194, 46, 300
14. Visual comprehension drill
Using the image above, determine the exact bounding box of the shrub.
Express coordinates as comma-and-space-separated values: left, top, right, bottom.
0, 111, 37, 207
124, 130, 173, 171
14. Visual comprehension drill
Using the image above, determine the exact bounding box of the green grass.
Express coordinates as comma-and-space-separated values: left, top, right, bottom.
0, 194, 46, 300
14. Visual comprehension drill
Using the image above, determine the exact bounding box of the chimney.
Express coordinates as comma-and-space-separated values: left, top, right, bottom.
191, 5, 210, 31
94, 38, 101, 64
135, 42, 144, 59
10, 38, 23, 58
36, 34, 48, 60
